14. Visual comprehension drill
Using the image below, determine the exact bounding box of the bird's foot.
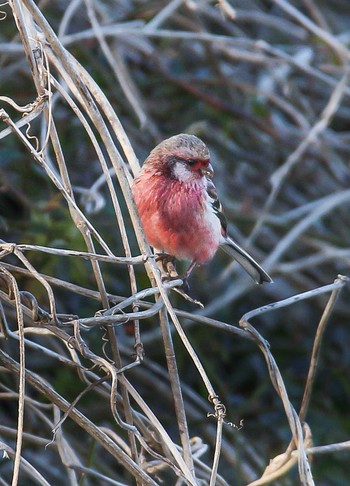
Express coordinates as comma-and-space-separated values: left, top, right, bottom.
178, 276, 190, 293
161, 272, 189, 292
155, 254, 203, 306
155, 253, 178, 278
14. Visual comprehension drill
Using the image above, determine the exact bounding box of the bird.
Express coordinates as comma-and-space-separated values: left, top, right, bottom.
132, 133, 272, 285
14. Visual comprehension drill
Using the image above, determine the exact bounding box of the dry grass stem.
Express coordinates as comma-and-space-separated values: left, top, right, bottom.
1, 0, 349, 484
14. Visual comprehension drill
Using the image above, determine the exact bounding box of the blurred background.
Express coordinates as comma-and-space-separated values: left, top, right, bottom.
1, 1, 350, 484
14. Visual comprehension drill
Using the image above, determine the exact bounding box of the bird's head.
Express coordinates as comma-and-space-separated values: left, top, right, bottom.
146, 134, 214, 182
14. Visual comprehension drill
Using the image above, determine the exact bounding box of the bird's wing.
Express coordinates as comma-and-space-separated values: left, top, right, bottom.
206, 177, 272, 284
206, 178, 228, 234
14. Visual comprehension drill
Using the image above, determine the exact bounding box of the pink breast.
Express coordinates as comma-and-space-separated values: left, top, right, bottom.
133, 174, 220, 263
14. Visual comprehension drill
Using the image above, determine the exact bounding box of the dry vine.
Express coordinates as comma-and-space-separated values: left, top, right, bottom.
1, 1, 350, 485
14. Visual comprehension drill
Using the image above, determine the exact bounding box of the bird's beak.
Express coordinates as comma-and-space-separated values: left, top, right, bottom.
201, 162, 214, 178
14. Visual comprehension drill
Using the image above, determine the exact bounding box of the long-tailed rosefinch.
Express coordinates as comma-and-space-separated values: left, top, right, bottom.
132, 134, 272, 284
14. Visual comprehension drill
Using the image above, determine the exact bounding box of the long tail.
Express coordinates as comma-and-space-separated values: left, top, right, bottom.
220, 236, 272, 284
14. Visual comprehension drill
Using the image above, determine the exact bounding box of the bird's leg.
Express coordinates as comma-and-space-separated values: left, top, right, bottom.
177, 260, 197, 293
155, 256, 202, 306
155, 254, 197, 293
183, 260, 197, 280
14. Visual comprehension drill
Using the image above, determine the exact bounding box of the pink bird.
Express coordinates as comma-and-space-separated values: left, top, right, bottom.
132, 134, 272, 285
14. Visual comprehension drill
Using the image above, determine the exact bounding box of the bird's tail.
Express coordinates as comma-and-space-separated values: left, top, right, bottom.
220, 236, 272, 284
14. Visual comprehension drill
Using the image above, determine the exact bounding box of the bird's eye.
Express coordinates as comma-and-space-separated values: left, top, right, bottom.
186, 159, 196, 166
